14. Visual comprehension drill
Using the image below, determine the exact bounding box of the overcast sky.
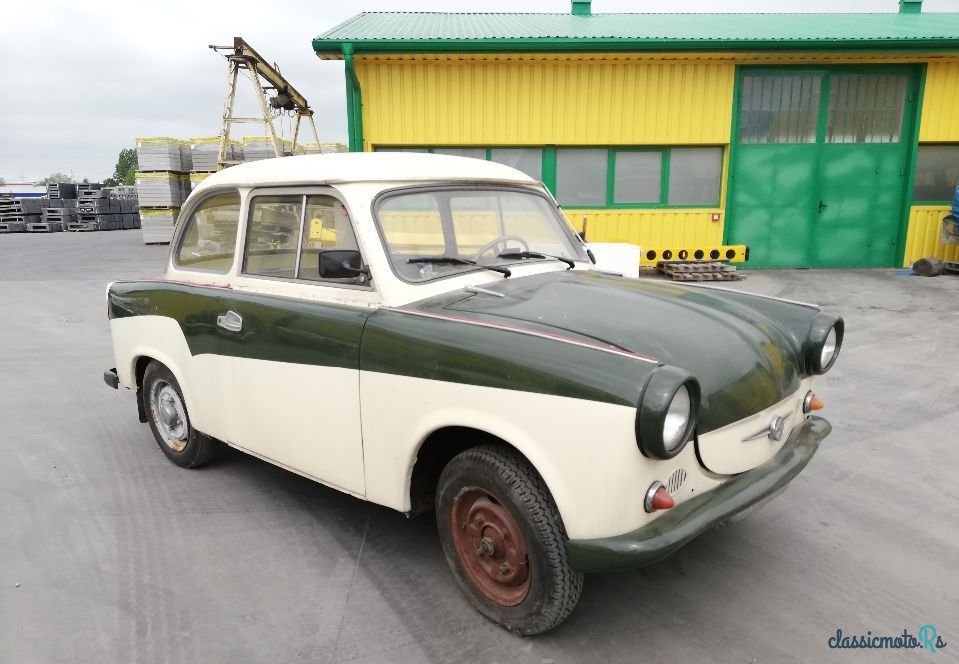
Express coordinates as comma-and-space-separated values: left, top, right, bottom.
1, 0, 957, 182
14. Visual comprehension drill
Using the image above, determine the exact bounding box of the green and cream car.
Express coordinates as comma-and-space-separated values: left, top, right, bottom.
104, 153, 842, 634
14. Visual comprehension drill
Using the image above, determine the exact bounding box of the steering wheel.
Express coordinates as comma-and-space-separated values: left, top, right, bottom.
472, 235, 530, 262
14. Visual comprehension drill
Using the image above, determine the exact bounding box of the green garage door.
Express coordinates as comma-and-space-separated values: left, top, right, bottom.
726, 68, 919, 268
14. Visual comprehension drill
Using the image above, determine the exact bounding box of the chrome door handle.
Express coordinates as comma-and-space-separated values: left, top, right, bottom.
216, 310, 243, 333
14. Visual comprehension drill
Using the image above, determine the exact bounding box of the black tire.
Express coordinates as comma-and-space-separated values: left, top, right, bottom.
142, 361, 218, 468
436, 445, 584, 635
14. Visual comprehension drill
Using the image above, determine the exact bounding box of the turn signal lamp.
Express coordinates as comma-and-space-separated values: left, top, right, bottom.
644, 481, 675, 513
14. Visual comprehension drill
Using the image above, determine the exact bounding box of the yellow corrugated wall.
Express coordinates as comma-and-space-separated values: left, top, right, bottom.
562, 209, 724, 246
356, 55, 735, 147
902, 206, 959, 266
919, 61, 959, 142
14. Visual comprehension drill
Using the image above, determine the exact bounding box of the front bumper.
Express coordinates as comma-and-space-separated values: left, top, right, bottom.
566, 415, 831, 573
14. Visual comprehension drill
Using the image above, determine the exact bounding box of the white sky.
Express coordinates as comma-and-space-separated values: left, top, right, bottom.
1, 0, 958, 182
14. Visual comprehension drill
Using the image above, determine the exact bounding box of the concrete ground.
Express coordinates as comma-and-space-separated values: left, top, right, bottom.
1, 230, 957, 664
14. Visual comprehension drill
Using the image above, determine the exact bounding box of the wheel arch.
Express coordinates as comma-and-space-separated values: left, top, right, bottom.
407, 424, 566, 519
130, 351, 193, 425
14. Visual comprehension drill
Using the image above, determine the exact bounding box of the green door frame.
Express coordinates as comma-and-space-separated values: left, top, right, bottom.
723, 63, 925, 268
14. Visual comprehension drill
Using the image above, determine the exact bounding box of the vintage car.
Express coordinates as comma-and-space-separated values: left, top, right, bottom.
104, 153, 842, 634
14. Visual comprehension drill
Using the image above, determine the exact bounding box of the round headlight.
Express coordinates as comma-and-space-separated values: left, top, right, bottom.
663, 385, 691, 452
805, 313, 844, 375
820, 326, 837, 369
635, 367, 700, 459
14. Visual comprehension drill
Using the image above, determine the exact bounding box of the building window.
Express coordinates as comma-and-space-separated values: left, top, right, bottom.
826, 74, 908, 144
913, 145, 959, 203
668, 148, 724, 206
740, 74, 822, 144
556, 149, 607, 206
490, 148, 542, 181
431, 147, 487, 160
557, 147, 722, 208
613, 151, 662, 204
376, 145, 723, 208
374, 146, 544, 182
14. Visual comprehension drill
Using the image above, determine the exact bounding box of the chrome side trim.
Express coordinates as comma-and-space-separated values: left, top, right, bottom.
388, 307, 659, 364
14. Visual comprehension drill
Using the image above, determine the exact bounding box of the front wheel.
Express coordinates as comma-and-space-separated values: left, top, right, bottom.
436, 445, 583, 635
142, 361, 218, 468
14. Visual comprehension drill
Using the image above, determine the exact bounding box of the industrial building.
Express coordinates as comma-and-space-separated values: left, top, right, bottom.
313, 0, 959, 268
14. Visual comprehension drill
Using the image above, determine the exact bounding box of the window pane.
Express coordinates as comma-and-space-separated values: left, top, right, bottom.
827, 74, 907, 144
175, 192, 240, 272
376, 193, 446, 259
375, 147, 429, 152
668, 148, 723, 206
243, 196, 302, 278
913, 145, 959, 202
451, 196, 504, 255
298, 196, 363, 283
613, 151, 662, 204
740, 74, 821, 144
432, 148, 486, 160
377, 188, 587, 283
556, 149, 607, 206
490, 148, 543, 181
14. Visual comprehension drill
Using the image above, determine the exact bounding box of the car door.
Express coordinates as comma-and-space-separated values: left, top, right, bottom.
165, 189, 243, 443
217, 188, 378, 496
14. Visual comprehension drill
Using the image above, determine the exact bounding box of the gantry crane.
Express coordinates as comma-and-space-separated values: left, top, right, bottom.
209, 37, 321, 170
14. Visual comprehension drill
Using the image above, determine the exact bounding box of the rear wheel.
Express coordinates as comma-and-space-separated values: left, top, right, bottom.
142, 361, 218, 468
436, 445, 583, 635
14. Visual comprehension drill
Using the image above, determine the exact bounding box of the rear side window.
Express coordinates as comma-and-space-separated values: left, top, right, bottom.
243, 195, 303, 278
175, 192, 241, 272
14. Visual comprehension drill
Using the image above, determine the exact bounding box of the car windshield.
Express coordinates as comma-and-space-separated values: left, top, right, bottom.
375, 187, 589, 283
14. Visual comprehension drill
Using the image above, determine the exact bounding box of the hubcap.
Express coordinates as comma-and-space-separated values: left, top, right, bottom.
150, 381, 188, 452
450, 488, 530, 606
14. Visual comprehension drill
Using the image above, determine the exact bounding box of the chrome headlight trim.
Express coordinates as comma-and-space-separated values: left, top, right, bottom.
636, 366, 700, 460
805, 313, 844, 375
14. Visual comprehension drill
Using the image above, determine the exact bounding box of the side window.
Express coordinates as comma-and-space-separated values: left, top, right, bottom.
243, 195, 303, 278
175, 192, 241, 272
298, 195, 365, 283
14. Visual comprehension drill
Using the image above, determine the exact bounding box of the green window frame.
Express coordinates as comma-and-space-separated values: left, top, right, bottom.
373, 145, 723, 209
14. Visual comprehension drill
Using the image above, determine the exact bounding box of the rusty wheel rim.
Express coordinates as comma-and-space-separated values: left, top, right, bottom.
450, 487, 530, 607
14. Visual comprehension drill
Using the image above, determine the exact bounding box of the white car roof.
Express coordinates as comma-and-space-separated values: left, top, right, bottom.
192, 152, 538, 193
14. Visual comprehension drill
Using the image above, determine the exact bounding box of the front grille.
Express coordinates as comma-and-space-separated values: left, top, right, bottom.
667, 468, 687, 494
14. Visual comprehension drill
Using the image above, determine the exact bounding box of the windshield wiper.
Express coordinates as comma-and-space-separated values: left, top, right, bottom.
497, 250, 576, 270
407, 256, 511, 278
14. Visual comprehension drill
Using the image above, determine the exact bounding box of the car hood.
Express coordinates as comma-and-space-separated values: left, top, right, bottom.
430, 270, 812, 432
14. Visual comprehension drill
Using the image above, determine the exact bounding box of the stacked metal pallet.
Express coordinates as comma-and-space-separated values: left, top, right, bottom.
47, 182, 78, 200
656, 260, 744, 282
61, 184, 140, 232
0, 197, 49, 232
36, 200, 78, 232
110, 185, 137, 200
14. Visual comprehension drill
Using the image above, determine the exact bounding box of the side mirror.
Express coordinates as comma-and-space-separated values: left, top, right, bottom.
318, 249, 370, 280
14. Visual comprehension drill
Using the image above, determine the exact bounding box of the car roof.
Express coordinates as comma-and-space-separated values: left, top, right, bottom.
192, 152, 539, 193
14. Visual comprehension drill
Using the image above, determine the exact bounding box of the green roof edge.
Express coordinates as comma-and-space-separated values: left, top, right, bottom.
312, 36, 959, 56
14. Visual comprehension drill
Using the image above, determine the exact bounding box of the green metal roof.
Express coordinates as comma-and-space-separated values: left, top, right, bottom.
313, 11, 959, 55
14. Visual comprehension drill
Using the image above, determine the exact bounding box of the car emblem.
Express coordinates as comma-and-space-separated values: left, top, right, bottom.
742, 414, 788, 442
